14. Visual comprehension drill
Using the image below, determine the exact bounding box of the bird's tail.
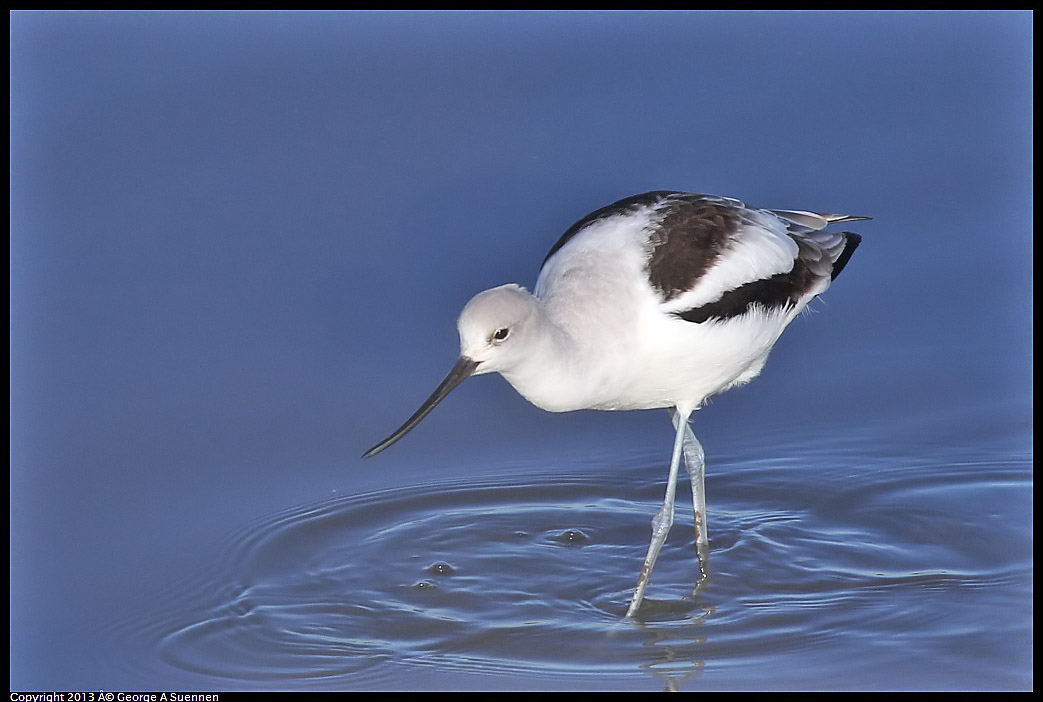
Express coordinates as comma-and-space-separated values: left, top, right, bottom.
770, 209, 872, 233
825, 214, 872, 224
830, 232, 862, 281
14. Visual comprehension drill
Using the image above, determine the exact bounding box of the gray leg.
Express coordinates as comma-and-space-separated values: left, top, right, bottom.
626, 408, 690, 617
672, 412, 708, 553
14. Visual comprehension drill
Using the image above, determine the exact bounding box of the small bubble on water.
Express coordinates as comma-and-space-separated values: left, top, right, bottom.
426, 561, 456, 576
553, 529, 590, 545
414, 580, 437, 589
229, 601, 254, 617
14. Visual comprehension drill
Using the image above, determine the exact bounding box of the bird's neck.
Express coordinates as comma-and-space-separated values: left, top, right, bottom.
499, 312, 586, 413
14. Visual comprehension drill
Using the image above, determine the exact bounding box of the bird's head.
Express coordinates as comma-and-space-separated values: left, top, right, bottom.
362, 284, 538, 458
457, 284, 538, 374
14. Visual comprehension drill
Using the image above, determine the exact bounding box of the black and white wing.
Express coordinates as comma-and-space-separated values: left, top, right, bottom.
538, 191, 865, 324
633, 192, 864, 323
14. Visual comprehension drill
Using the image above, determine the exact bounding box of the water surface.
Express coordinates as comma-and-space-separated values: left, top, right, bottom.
110, 418, 1030, 691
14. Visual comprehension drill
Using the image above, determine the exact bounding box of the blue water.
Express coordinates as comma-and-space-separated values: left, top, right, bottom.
11, 11, 1032, 692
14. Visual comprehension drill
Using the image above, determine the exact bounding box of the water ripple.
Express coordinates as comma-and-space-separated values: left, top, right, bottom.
110, 449, 1031, 690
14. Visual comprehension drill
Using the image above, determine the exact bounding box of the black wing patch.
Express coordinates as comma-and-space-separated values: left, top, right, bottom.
674, 256, 813, 324
645, 195, 744, 301
674, 232, 862, 324
830, 233, 861, 280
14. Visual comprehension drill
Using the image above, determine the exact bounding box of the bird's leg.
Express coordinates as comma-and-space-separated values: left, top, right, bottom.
672, 410, 709, 583
671, 411, 708, 553
626, 408, 690, 618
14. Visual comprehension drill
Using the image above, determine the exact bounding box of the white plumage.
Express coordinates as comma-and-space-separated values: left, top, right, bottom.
365, 190, 867, 617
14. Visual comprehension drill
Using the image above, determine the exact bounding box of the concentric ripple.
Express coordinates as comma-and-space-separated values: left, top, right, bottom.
112, 448, 1032, 690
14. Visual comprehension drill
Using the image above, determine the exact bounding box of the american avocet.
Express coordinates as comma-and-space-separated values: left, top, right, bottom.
363, 191, 867, 617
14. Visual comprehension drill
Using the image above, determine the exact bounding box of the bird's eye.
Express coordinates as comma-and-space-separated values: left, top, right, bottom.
491, 327, 510, 342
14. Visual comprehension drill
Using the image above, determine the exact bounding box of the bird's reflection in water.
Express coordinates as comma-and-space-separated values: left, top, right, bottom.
632, 553, 714, 692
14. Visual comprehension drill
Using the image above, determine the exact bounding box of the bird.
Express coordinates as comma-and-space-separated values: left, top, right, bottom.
362, 190, 867, 617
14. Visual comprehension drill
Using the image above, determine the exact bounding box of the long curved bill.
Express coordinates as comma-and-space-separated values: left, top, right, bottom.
362, 357, 480, 458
